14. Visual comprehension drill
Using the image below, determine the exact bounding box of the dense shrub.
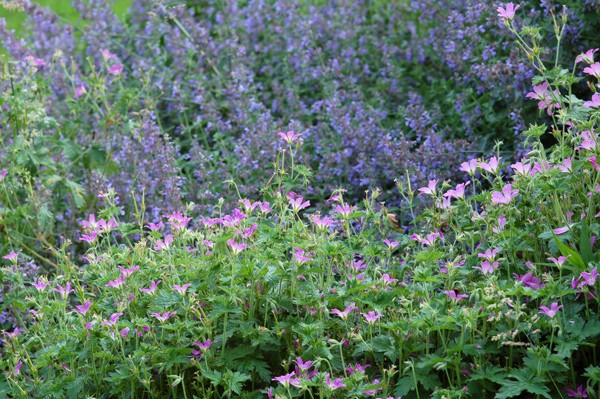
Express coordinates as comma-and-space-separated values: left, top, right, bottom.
1, 2, 600, 398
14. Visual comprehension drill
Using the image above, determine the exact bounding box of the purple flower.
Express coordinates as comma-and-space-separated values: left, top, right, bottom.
443, 182, 470, 200
383, 239, 399, 250
75, 301, 93, 315
120, 327, 130, 338
565, 385, 588, 398
288, 195, 310, 213
146, 221, 164, 231
310, 214, 336, 230
173, 283, 191, 295
474, 260, 499, 275
257, 201, 272, 214
361, 310, 383, 324
577, 267, 598, 289
554, 226, 570, 235
459, 159, 479, 175
99, 48, 116, 60
539, 302, 562, 318
381, 274, 398, 286
325, 373, 346, 390
293, 248, 312, 264
548, 256, 569, 268
418, 179, 438, 196
3, 249, 21, 262
443, 290, 469, 302
0, 169, 7, 180
167, 211, 192, 230
491, 184, 519, 205
334, 203, 358, 218
331, 304, 357, 320
278, 130, 302, 145
102, 312, 123, 327
576, 49, 598, 64
105, 274, 126, 289
74, 84, 87, 99
54, 282, 74, 299
513, 273, 543, 290
584, 93, 600, 108
151, 311, 177, 323
154, 235, 174, 251
583, 62, 600, 79
79, 231, 99, 244
497, 3, 520, 20
140, 280, 161, 295
477, 248, 500, 262
14, 360, 23, 376
227, 239, 248, 255
511, 161, 533, 176
108, 64, 123, 75
272, 372, 300, 388
118, 265, 140, 277
295, 357, 313, 372
32, 279, 49, 292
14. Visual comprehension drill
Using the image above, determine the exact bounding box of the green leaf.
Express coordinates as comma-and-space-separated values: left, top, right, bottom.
553, 235, 586, 272
579, 222, 594, 264
496, 370, 551, 399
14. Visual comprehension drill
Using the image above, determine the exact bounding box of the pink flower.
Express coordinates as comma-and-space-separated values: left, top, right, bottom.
108, 64, 123, 75
99, 49, 116, 60
272, 372, 299, 388
554, 226, 570, 235
583, 62, 600, 79
539, 302, 562, 318
513, 273, 543, 289
443, 182, 470, 200
151, 311, 177, 323
120, 327, 129, 338
257, 201, 272, 214
589, 156, 600, 171
576, 48, 598, 64
491, 184, 519, 205
146, 221, 164, 231
32, 279, 49, 292
105, 274, 126, 289
443, 290, 468, 302
548, 256, 569, 268
477, 248, 499, 262
75, 301, 93, 315
79, 231, 99, 244
102, 312, 123, 327
480, 156, 501, 174
14, 360, 23, 376
227, 239, 248, 255
497, 3, 520, 20
526, 82, 561, 115
361, 310, 383, 324
140, 280, 161, 295
474, 260, 499, 275
278, 130, 302, 145
325, 373, 346, 390
584, 93, 600, 108
331, 304, 357, 320
118, 265, 140, 277
192, 339, 213, 357
74, 84, 87, 99
556, 158, 573, 173
293, 248, 312, 264
511, 161, 532, 176
381, 274, 398, 286
310, 214, 336, 230
168, 211, 192, 230
54, 282, 74, 299
0, 168, 7, 180
334, 203, 358, 218
3, 249, 21, 262
418, 179, 438, 196
459, 159, 479, 174
295, 357, 313, 372
578, 267, 598, 289
173, 283, 191, 295
288, 195, 310, 213
383, 239, 399, 250
154, 235, 174, 251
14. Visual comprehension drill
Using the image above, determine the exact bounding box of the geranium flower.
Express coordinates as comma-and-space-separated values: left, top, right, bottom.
361, 311, 383, 324
325, 373, 346, 390
443, 290, 469, 302
497, 3, 520, 20
576, 48, 598, 64
584, 62, 600, 79
173, 283, 191, 295
140, 280, 161, 295
584, 93, 600, 108
331, 304, 357, 320
491, 184, 519, 205
539, 302, 562, 318
151, 311, 177, 323
418, 179, 438, 196
75, 301, 93, 315
3, 249, 21, 262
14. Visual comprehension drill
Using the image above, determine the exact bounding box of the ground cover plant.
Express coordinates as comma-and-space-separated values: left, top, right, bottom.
1, 1, 600, 398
